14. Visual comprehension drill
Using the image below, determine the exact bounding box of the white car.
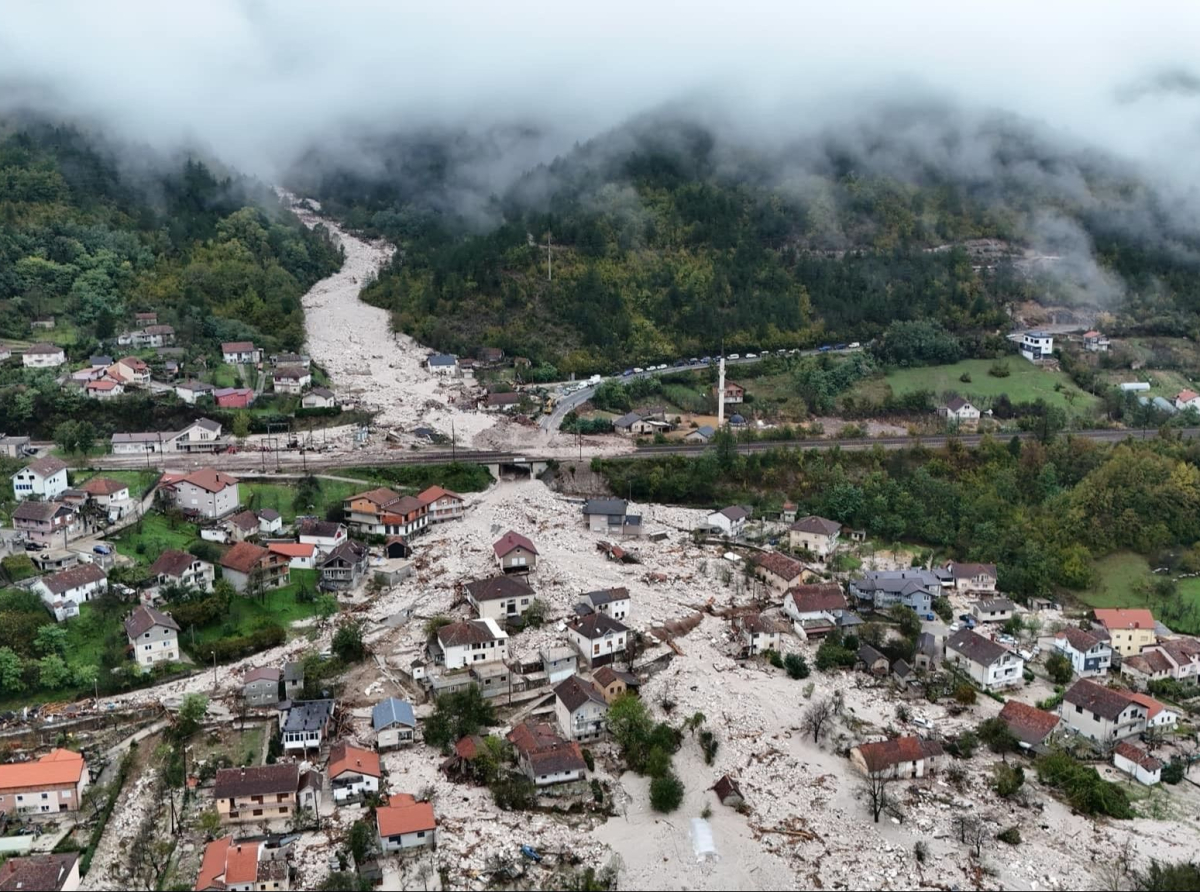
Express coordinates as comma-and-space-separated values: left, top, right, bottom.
949, 622, 960, 633
746, 353, 758, 359
657, 363, 668, 370
848, 342, 861, 349
728, 353, 741, 360
634, 367, 644, 374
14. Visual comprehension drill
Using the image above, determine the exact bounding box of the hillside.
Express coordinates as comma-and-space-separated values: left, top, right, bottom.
291, 113, 1200, 375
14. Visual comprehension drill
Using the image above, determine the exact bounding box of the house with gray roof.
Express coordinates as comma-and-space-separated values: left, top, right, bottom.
281, 699, 336, 752
372, 697, 416, 749
581, 498, 641, 536
946, 629, 1024, 690
850, 569, 941, 617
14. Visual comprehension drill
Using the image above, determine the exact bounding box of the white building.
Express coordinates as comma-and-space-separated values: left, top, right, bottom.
36, 563, 108, 622
426, 354, 458, 375
302, 387, 338, 409
329, 742, 381, 804
168, 468, 240, 518
174, 380, 215, 404
12, 457, 69, 501
1059, 679, 1146, 743
738, 614, 781, 656
1175, 389, 1200, 412
273, 366, 311, 394
298, 520, 348, 553
464, 576, 535, 623
1020, 331, 1054, 362
376, 795, 436, 852
939, 396, 981, 425
1113, 741, 1161, 785
147, 549, 214, 595
576, 587, 631, 622
851, 736, 944, 779
567, 613, 629, 667
787, 515, 842, 559
221, 341, 260, 364
1053, 627, 1113, 678
123, 605, 180, 667
708, 505, 749, 537
971, 598, 1016, 624
22, 343, 66, 368
554, 675, 609, 741
431, 618, 509, 670
372, 698, 416, 749
945, 629, 1024, 690
540, 647, 579, 685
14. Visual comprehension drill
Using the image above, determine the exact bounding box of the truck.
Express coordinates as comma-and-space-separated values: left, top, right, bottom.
587, 374, 602, 386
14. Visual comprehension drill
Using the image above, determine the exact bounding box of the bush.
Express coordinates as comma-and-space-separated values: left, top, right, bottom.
424, 685, 497, 749
815, 640, 857, 671
988, 360, 1011, 378
649, 772, 685, 813
1045, 651, 1074, 685
491, 772, 536, 811
1162, 759, 1185, 785
645, 745, 672, 779
765, 648, 784, 669
950, 730, 978, 759
332, 620, 366, 663
784, 653, 810, 679
959, 372, 972, 383
991, 763, 1025, 798
582, 748, 595, 772
523, 598, 548, 628
997, 826, 1022, 846
914, 841, 928, 863
954, 683, 977, 705
591, 779, 604, 804
932, 596, 953, 622
698, 729, 719, 765
1036, 752, 1133, 819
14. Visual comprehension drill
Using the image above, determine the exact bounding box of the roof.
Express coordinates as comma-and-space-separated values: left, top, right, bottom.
1094, 608, 1156, 632
222, 341, 257, 352
112, 431, 166, 444
274, 365, 308, 380
584, 587, 630, 607
454, 735, 484, 760
1056, 627, 1105, 652
853, 569, 942, 596
893, 658, 913, 678
592, 665, 638, 688
372, 697, 416, 731
493, 530, 537, 558
24, 342, 63, 355
417, 485, 461, 506
1124, 650, 1175, 676
377, 796, 436, 837
0, 853, 81, 892
282, 699, 335, 733
41, 562, 107, 595
22, 456, 67, 478
1125, 691, 1170, 721
946, 561, 998, 580
507, 721, 562, 757
691, 425, 715, 439
437, 619, 505, 648
229, 510, 260, 532
329, 741, 381, 779
144, 324, 174, 335
716, 505, 749, 522
115, 356, 148, 370
124, 605, 180, 638
213, 763, 299, 799
283, 661, 304, 682
177, 467, 238, 494
568, 613, 629, 640
221, 841, 261, 886
1178, 389, 1200, 402
350, 487, 401, 508
323, 539, 368, 568
1083, 330, 1100, 338
613, 411, 641, 429
555, 675, 608, 713
0, 749, 86, 792
195, 837, 231, 891
485, 391, 521, 406
13, 500, 70, 523
947, 629, 1011, 666
221, 541, 270, 574
308, 386, 336, 399
739, 613, 778, 635
787, 583, 847, 614
299, 519, 344, 538
581, 498, 627, 516
1114, 741, 1162, 772
944, 396, 974, 411
998, 700, 1061, 745
1063, 679, 1137, 721
528, 741, 587, 776
87, 378, 119, 391
243, 667, 281, 685
975, 598, 1016, 613
258, 508, 281, 522
80, 476, 127, 496
465, 575, 534, 602
855, 736, 944, 769
269, 542, 316, 559
789, 515, 841, 537
427, 353, 457, 366
752, 551, 807, 581
857, 644, 887, 665
712, 774, 744, 804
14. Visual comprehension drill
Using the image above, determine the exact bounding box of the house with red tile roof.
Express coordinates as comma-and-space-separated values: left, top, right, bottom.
376, 794, 436, 852
1175, 389, 1200, 412
493, 530, 537, 573
1113, 741, 1161, 786
751, 551, 809, 592
418, 485, 465, 522
850, 736, 943, 778
195, 837, 290, 891
0, 853, 80, 892
220, 542, 289, 594
997, 700, 1062, 750
329, 741, 381, 804
0, 749, 89, 816
168, 468, 240, 519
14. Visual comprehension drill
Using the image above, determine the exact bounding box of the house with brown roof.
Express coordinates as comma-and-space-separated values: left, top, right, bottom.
591, 666, 640, 704
329, 742, 382, 804
213, 764, 302, 825
242, 667, 282, 708
343, 487, 428, 538
124, 605, 180, 668
752, 551, 810, 592
13, 500, 80, 547
1059, 679, 1146, 744
856, 644, 890, 676
0, 749, 89, 816
268, 542, 318, 570
430, 618, 509, 670
783, 583, 848, 633
997, 700, 1062, 751
301, 386, 338, 410
320, 539, 369, 591
376, 794, 436, 852
1121, 637, 1200, 688
1175, 389, 1200, 412
971, 598, 1016, 624
567, 613, 629, 668
716, 380, 744, 404
945, 629, 1024, 690
36, 563, 108, 622
574, 587, 631, 622
464, 576, 536, 623
106, 356, 151, 387
507, 721, 588, 785
228, 510, 261, 542
1054, 627, 1113, 678
79, 476, 131, 515
195, 838, 290, 892
493, 530, 537, 573
1093, 609, 1156, 656
148, 549, 214, 596
938, 396, 981, 426
12, 456, 69, 501
418, 485, 465, 523
737, 614, 781, 656
850, 736, 943, 779
221, 342, 261, 364
1113, 741, 1161, 785
941, 561, 998, 594
220, 542, 290, 594
298, 520, 347, 554
483, 391, 521, 412
272, 366, 311, 395
554, 676, 609, 741
168, 468, 240, 519
0, 853, 80, 892
21, 342, 65, 368
787, 515, 841, 559
708, 505, 749, 537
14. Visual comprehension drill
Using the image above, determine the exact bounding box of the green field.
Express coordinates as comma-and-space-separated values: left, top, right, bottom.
75, 469, 161, 495
64, 602, 119, 667
1076, 552, 1200, 634
191, 569, 323, 643
880, 359, 1099, 413
243, 479, 358, 522
1099, 369, 1193, 400
111, 514, 201, 564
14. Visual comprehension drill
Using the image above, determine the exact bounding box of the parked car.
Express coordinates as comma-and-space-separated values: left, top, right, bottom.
633, 367, 644, 374
848, 342, 861, 349
728, 353, 740, 360
24, 541, 44, 551
949, 622, 960, 632
622, 369, 634, 377
834, 343, 848, 350
689, 357, 699, 364
745, 352, 758, 359
818, 344, 832, 352
93, 544, 112, 555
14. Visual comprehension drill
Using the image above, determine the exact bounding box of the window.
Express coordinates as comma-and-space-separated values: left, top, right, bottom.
279, 806, 288, 814
41, 793, 48, 799
253, 809, 263, 816
417, 831, 426, 838
593, 644, 600, 656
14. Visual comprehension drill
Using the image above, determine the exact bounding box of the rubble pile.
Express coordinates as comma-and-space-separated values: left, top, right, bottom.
79, 768, 161, 891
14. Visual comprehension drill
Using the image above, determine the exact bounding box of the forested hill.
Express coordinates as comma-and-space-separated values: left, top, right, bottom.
292, 115, 1200, 375
0, 122, 342, 354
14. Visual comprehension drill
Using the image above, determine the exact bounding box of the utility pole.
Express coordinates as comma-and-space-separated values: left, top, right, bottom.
451, 420, 456, 463
212, 652, 217, 689
546, 232, 552, 281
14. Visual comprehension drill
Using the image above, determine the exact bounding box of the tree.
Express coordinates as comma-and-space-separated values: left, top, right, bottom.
175, 693, 210, 742
991, 763, 1025, 798
33, 623, 67, 657
348, 818, 375, 866
858, 749, 895, 823
784, 653, 810, 679
53, 420, 78, 453
801, 697, 836, 744
0, 647, 25, 694
977, 716, 1019, 762
318, 872, 371, 891
197, 808, 223, 838
523, 598, 548, 628
1045, 651, 1074, 685
315, 594, 339, 620
954, 683, 977, 705
74, 421, 96, 454
607, 693, 654, 771
1136, 859, 1200, 891
332, 620, 366, 663
424, 684, 497, 749
649, 771, 684, 813
37, 654, 70, 689
890, 605, 922, 640
232, 412, 251, 440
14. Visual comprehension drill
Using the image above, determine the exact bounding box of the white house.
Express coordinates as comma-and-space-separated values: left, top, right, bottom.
1054, 627, 1113, 678
1059, 679, 1146, 743
850, 736, 944, 779
12, 456, 69, 501
376, 795, 436, 852
576, 587, 631, 622
298, 520, 348, 553
738, 614, 781, 656
123, 605, 180, 667
788, 515, 842, 559
22, 343, 66, 368
464, 576, 536, 623
708, 505, 749, 537
507, 721, 588, 786
554, 675, 609, 741
36, 563, 108, 622
272, 366, 311, 394
940, 561, 998, 594
147, 549, 214, 595
175, 380, 215, 404
168, 468, 240, 518
256, 509, 283, 535
280, 700, 335, 752
431, 618, 509, 670
541, 647, 579, 685
302, 387, 338, 409
1020, 331, 1054, 362
567, 613, 629, 667
1174, 389, 1200, 412
372, 698, 416, 749
221, 341, 260, 364
426, 354, 458, 374
170, 418, 225, 453
939, 396, 981, 425
1113, 741, 1161, 785
752, 552, 809, 592
267, 542, 317, 570
783, 583, 848, 629
945, 629, 1024, 690
971, 598, 1016, 624
1122, 638, 1200, 688
329, 742, 381, 804
79, 476, 131, 520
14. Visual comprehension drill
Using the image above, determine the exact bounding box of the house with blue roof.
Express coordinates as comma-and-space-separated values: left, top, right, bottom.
373, 697, 417, 749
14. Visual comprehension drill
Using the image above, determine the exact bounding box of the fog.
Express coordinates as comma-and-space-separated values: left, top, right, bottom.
3, 0, 1200, 184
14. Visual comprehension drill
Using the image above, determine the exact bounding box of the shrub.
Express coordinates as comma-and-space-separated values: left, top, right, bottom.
1162, 759, 1185, 785
988, 360, 1011, 378
954, 683, 977, 705
1045, 651, 1074, 685
914, 841, 928, 863
959, 372, 972, 383
815, 640, 857, 671
950, 730, 978, 759
649, 772, 685, 813
1036, 752, 1133, 819
591, 779, 604, 804
645, 745, 672, 779
765, 648, 784, 669
991, 763, 1025, 798
701, 803, 713, 820
784, 653, 810, 679
582, 748, 595, 772
332, 620, 366, 663
932, 596, 954, 622
698, 729, 719, 765
997, 826, 1022, 846
491, 772, 536, 811
895, 704, 911, 723
523, 598, 548, 628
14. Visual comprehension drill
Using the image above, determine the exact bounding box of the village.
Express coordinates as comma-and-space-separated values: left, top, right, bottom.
0, 441, 1198, 891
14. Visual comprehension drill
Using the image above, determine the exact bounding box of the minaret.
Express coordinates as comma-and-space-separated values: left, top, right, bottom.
718, 356, 726, 428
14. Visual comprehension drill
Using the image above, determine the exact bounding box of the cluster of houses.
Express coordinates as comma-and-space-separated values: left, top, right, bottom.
9, 459, 138, 553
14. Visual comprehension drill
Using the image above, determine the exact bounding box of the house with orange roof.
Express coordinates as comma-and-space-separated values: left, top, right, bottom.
0, 749, 89, 816
1125, 691, 1180, 732
220, 542, 289, 594
1175, 389, 1200, 412
850, 736, 943, 779
268, 541, 318, 570
1093, 608, 1157, 656
376, 794, 436, 852
194, 837, 291, 891
417, 485, 465, 523
85, 377, 125, 400
106, 356, 151, 387
343, 487, 428, 538
1083, 331, 1110, 352
168, 468, 240, 519
329, 742, 382, 804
